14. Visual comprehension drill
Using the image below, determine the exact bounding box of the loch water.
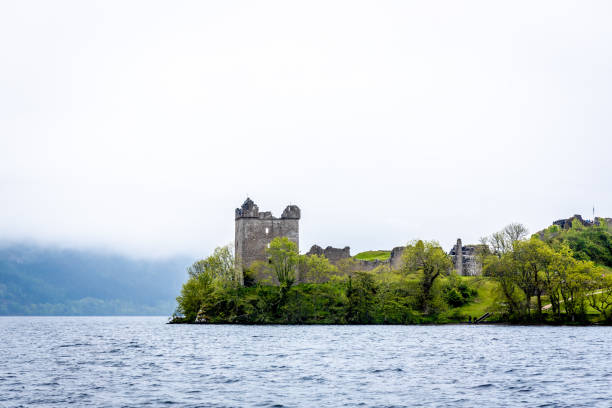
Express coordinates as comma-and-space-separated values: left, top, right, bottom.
0, 317, 611, 407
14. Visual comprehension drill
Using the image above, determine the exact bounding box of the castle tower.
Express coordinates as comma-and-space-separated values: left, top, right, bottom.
234, 198, 300, 278
454, 238, 463, 275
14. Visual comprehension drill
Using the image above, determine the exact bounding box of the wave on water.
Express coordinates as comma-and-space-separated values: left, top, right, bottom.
0, 317, 611, 407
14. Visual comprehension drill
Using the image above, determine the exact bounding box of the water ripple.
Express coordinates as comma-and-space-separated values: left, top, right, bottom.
0, 317, 611, 407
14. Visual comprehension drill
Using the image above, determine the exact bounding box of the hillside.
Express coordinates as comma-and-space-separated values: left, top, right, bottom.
0, 244, 191, 315
538, 216, 612, 267
354, 250, 391, 261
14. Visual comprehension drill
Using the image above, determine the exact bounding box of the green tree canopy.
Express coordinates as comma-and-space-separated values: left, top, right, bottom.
266, 237, 299, 288
176, 244, 238, 321
187, 245, 238, 282
539, 221, 612, 267
401, 240, 452, 314
299, 254, 337, 283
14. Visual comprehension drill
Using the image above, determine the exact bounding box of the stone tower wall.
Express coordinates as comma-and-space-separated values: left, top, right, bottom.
389, 246, 405, 270
454, 238, 463, 275
235, 198, 300, 272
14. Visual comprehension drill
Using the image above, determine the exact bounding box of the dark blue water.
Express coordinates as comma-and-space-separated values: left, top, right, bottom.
0, 317, 611, 407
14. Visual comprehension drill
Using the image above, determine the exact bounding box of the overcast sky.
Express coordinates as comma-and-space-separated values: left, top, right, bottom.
1, 1, 611, 259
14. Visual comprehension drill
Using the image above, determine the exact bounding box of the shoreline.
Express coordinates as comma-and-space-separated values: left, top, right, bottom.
167, 319, 612, 327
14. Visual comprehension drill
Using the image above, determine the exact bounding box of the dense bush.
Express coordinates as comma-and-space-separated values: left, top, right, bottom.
442, 275, 477, 307
539, 222, 612, 267
177, 277, 429, 324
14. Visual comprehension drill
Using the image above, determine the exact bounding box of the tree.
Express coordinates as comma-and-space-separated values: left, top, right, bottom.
299, 254, 337, 283
504, 223, 529, 242
539, 221, 612, 267
481, 223, 529, 257
482, 253, 518, 317
345, 271, 377, 323
187, 245, 238, 283
558, 261, 591, 322
585, 269, 612, 322
543, 244, 575, 318
482, 238, 551, 321
176, 245, 239, 322
266, 237, 299, 288
401, 240, 452, 314
175, 271, 214, 322
564, 223, 612, 267
442, 273, 477, 307
483, 236, 610, 323
510, 238, 553, 319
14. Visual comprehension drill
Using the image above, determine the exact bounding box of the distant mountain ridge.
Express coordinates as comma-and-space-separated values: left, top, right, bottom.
0, 244, 192, 315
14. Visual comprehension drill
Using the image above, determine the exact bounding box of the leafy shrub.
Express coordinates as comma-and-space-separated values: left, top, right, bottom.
442, 277, 477, 308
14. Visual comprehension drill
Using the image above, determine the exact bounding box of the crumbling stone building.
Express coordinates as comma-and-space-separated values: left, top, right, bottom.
234, 198, 409, 279
553, 214, 612, 230
306, 244, 406, 271
235, 198, 300, 275
310, 240, 484, 276
450, 238, 483, 276
306, 245, 351, 264
234, 198, 488, 283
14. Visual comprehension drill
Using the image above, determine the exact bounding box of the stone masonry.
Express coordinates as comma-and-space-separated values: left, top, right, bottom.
553, 214, 612, 230
234, 198, 492, 283
235, 198, 300, 276
234, 200, 612, 284
306, 244, 406, 271
306, 245, 351, 263
449, 238, 483, 276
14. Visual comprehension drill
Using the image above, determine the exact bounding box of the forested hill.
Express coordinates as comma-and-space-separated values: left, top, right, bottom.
0, 244, 191, 315
538, 219, 612, 268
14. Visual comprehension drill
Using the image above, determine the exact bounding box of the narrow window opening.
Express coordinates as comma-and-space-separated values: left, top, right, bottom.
265, 227, 269, 235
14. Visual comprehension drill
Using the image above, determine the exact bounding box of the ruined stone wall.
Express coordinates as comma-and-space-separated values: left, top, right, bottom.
306, 244, 406, 273
449, 238, 483, 276
552, 214, 612, 232
356, 259, 387, 271
307, 245, 351, 263
389, 246, 405, 270
553, 214, 593, 229
235, 198, 300, 274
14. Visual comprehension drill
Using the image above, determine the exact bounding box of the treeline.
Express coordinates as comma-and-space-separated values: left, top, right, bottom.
539, 220, 612, 267
482, 222, 612, 323
171, 221, 612, 324
172, 238, 477, 324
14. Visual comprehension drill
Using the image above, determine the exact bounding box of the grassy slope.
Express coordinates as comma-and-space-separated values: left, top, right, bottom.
446, 277, 605, 323
454, 278, 500, 318
438, 276, 500, 322
354, 250, 391, 261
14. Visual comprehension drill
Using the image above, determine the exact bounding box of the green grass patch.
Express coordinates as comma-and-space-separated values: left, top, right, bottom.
439, 277, 501, 322
455, 278, 499, 318
354, 250, 391, 261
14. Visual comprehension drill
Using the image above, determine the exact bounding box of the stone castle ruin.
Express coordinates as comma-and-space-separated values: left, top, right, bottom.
234, 198, 485, 280
234, 201, 612, 284
306, 244, 406, 271
552, 214, 612, 230
449, 239, 484, 276
234, 198, 300, 279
